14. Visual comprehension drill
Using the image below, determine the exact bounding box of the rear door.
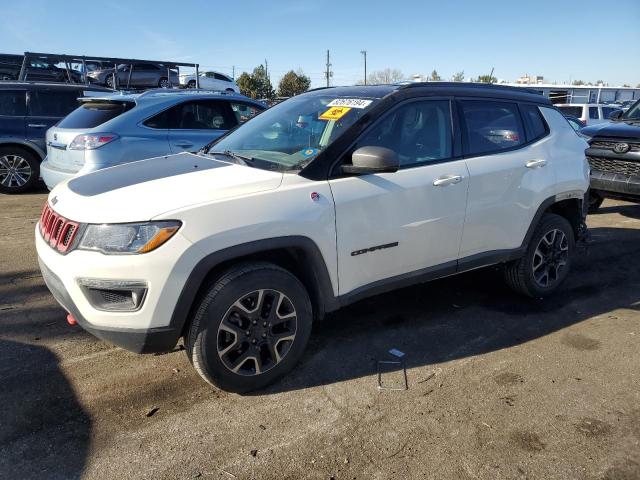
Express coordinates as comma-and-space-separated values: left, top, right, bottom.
26, 88, 82, 151
0, 89, 26, 139
167, 99, 238, 153
457, 99, 555, 259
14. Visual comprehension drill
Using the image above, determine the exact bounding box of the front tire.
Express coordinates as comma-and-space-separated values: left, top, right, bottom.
187, 80, 197, 88
504, 213, 575, 297
0, 146, 39, 194
185, 263, 313, 393
158, 77, 170, 88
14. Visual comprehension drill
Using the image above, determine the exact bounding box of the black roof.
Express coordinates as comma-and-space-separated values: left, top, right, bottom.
305, 82, 550, 105
0, 81, 112, 92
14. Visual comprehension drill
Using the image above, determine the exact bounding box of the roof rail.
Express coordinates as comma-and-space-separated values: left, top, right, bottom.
398, 81, 541, 94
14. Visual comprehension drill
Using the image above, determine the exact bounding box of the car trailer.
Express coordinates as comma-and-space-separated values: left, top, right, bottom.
17, 52, 200, 89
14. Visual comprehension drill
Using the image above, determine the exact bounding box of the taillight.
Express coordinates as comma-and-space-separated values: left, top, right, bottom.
68, 133, 119, 150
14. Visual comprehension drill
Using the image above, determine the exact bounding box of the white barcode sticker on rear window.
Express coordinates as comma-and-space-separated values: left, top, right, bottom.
326, 98, 373, 109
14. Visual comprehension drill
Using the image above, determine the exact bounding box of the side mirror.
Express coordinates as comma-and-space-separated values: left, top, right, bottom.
341, 146, 399, 174
609, 110, 623, 120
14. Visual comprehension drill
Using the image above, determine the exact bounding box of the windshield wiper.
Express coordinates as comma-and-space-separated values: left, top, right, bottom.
207, 150, 256, 166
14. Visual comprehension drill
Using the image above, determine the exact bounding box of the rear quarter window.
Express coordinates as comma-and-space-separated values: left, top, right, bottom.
520, 104, 548, 141
29, 90, 82, 117
57, 101, 134, 128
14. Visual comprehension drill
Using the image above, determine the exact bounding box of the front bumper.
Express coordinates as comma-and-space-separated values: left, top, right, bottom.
590, 170, 640, 199
39, 258, 179, 353
35, 223, 202, 353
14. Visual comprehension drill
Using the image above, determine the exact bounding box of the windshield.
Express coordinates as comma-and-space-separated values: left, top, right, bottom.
205, 94, 379, 170
622, 100, 640, 120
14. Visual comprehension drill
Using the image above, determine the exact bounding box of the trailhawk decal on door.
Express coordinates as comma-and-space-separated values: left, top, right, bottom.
351, 242, 399, 256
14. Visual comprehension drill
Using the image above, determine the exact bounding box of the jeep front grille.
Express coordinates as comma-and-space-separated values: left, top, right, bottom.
588, 156, 640, 177
39, 203, 80, 253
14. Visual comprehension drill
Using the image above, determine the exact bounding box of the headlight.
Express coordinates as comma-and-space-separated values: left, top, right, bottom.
78, 221, 181, 254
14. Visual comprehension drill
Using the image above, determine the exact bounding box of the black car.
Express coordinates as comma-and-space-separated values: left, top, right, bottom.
0, 82, 111, 193
581, 100, 640, 212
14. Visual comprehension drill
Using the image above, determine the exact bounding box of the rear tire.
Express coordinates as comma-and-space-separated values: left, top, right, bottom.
504, 213, 575, 297
158, 77, 170, 88
187, 80, 197, 88
0, 146, 39, 194
185, 262, 313, 393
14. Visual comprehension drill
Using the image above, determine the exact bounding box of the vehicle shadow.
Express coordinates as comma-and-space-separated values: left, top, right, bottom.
595, 203, 640, 220
0, 338, 91, 479
263, 225, 640, 394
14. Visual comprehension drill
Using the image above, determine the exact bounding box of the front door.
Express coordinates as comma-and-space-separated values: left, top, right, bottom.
329, 99, 469, 295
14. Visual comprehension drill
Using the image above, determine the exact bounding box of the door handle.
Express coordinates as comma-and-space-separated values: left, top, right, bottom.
525, 159, 547, 169
433, 174, 463, 186
174, 141, 194, 148
28, 124, 47, 128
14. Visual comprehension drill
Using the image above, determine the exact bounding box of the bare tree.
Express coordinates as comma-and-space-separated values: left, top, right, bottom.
452, 71, 465, 82
367, 68, 405, 84
430, 70, 441, 81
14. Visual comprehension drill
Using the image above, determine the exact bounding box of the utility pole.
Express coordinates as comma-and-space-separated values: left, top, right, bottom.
264, 59, 269, 81
325, 50, 332, 87
488, 67, 494, 84
360, 50, 367, 85
232, 65, 235, 80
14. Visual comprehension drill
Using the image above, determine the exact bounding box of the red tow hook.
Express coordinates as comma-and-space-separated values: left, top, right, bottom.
66, 313, 77, 326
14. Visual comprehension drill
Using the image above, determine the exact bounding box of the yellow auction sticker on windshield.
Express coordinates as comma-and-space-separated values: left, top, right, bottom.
319, 106, 351, 121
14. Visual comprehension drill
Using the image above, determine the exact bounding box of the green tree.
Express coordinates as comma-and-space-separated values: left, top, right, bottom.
430, 70, 441, 81
452, 71, 465, 82
235, 65, 275, 99
277, 70, 311, 97
476, 74, 497, 84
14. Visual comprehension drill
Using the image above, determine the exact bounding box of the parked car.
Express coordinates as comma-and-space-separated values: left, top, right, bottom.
179, 71, 239, 93
556, 103, 622, 126
563, 115, 586, 131
37, 83, 590, 392
580, 99, 640, 211
40, 90, 264, 189
87, 63, 179, 89
0, 55, 83, 83
0, 82, 111, 193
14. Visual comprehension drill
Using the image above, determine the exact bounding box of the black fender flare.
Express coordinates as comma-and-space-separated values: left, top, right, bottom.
168, 236, 338, 337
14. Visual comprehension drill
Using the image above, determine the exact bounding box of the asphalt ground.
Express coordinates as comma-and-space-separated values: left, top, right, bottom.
1, 189, 639, 480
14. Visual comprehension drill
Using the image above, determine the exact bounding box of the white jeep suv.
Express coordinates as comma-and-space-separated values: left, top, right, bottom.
36, 84, 590, 392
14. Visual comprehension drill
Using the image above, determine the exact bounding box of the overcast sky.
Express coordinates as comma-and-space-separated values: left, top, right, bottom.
1, 0, 639, 88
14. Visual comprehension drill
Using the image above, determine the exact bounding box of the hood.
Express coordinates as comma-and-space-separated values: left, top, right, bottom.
49, 152, 283, 223
582, 120, 640, 140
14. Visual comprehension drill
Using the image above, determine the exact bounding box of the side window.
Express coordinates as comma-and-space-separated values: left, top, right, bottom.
589, 107, 599, 119
460, 100, 524, 155
144, 108, 170, 129
168, 100, 237, 130
520, 104, 548, 141
601, 107, 617, 119
214, 73, 230, 82
29, 90, 81, 117
353, 100, 452, 167
230, 102, 261, 124
0, 90, 26, 116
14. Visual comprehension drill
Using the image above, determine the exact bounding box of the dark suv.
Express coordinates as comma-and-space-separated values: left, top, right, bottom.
582, 99, 640, 212
0, 82, 110, 193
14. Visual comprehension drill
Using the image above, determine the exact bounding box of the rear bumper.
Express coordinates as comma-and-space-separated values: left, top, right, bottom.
38, 257, 181, 353
40, 158, 77, 190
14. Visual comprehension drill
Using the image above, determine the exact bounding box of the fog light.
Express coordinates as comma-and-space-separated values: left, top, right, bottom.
77, 278, 147, 312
